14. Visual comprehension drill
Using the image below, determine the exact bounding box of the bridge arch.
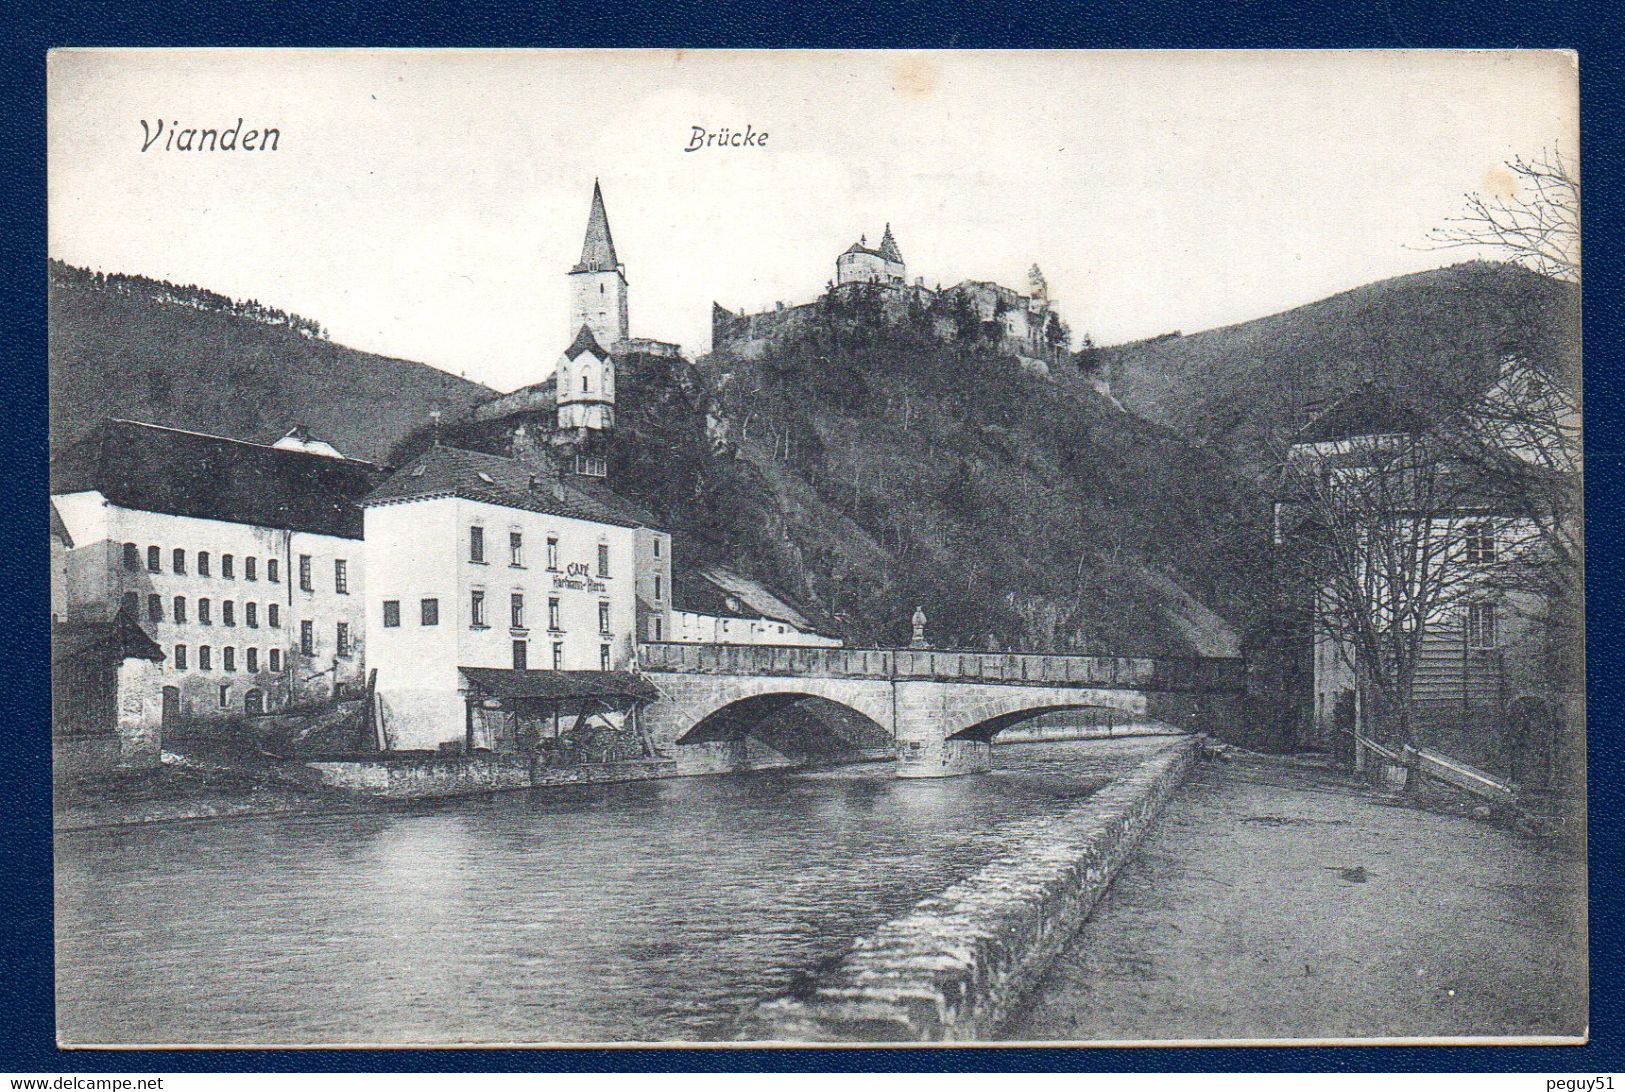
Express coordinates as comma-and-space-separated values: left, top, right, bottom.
945, 701, 1163, 743
930, 684, 1152, 744
672, 691, 894, 766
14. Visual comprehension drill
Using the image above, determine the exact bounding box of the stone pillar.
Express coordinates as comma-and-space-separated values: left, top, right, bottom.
892, 681, 991, 778
115, 658, 163, 768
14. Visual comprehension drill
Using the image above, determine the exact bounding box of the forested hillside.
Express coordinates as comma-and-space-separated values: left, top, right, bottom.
1087, 261, 1580, 478
49, 261, 492, 463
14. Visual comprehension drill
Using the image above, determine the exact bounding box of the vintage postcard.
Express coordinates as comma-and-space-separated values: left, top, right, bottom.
46, 48, 1582, 1047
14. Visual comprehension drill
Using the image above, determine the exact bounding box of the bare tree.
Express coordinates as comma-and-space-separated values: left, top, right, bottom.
1276, 432, 1482, 755
1426, 147, 1579, 283
1442, 357, 1581, 603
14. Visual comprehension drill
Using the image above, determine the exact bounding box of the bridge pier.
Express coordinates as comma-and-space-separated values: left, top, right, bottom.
895, 736, 993, 778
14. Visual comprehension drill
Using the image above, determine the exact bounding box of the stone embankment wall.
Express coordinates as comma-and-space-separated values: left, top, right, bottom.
735, 735, 1199, 1042
306, 755, 676, 798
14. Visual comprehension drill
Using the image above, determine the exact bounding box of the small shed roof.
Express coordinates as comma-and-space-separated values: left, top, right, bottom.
460, 667, 658, 702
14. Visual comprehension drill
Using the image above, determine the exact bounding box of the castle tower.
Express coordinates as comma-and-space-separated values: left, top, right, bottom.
836, 223, 906, 286
556, 324, 615, 432
567, 180, 630, 351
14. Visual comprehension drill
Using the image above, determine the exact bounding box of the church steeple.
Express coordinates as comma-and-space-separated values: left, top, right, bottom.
572, 179, 621, 274
566, 179, 629, 351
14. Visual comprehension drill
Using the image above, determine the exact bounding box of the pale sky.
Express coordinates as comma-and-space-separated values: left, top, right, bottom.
48, 49, 1576, 394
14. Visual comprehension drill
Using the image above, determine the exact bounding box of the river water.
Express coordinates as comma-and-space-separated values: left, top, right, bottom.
55, 736, 1173, 1045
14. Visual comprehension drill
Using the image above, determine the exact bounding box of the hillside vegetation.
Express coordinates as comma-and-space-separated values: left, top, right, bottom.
399, 293, 1271, 659
49, 261, 492, 463
1088, 261, 1580, 477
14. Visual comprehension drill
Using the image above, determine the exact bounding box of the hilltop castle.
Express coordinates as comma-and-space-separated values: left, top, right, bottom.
713, 223, 1074, 367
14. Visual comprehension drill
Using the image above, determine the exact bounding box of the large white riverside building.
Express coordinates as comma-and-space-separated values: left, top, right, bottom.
49, 420, 384, 722
361, 444, 670, 751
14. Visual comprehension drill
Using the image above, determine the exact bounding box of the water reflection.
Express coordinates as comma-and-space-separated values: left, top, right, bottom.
56, 736, 1174, 1045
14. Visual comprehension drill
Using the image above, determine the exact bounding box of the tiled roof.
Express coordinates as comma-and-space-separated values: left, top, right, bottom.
53, 607, 165, 665
878, 223, 903, 263
1295, 383, 1436, 444
570, 180, 621, 273
49, 501, 73, 546
672, 568, 749, 619
459, 667, 658, 702
363, 444, 663, 529
843, 226, 904, 264
49, 420, 386, 539
671, 566, 821, 631
563, 324, 610, 361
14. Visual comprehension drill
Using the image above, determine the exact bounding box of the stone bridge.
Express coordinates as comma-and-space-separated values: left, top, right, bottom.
636, 643, 1246, 777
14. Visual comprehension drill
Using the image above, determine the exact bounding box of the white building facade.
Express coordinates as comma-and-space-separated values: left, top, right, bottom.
50, 421, 381, 723
669, 568, 843, 648
362, 444, 669, 751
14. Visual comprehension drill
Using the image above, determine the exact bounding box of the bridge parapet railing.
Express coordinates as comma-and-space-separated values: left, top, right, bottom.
635, 643, 1244, 692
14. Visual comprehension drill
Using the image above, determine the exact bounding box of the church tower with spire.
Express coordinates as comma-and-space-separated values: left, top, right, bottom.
567, 180, 629, 351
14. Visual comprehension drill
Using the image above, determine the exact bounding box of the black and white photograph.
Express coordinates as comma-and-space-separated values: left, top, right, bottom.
45, 48, 1583, 1047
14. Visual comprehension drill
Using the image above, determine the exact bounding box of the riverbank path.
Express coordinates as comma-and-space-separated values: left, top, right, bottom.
1005, 753, 1586, 1043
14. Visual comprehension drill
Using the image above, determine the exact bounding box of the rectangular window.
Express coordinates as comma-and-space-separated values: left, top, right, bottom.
334, 559, 349, 595
246, 647, 258, 673
223, 646, 236, 673
218, 684, 229, 709
653, 537, 662, 558
548, 597, 561, 631
510, 531, 524, 567
198, 551, 211, 576
552, 641, 564, 670
383, 600, 401, 627
547, 536, 559, 571
470, 589, 487, 628
299, 555, 312, 591
199, 645, 212, 671
1464, 523, 1497, 565
268, 603, 280, 628
469, 526, 486, 564
174, 644, 187, 670
222, 554, 235, 579
1467, 602, 1499, 649
222, 600, 235, 627
512, 640, 528, 671
511, 592, 525, 630
147, 594, 163, 623
199, 598, 212, 625
147, 545, 161, 573
597, 543, 610, 578
651, 616, 663, 641
245, 556, 257, 581
598, 601, 611, 634
173, 548, 186, 574
173, 596, 187, 623
654, 574, 663, 601
268, 558, 280, 583
246, 602, 258, 628
421, 598, 440, 626
269, 648, 282, 672
300, 620, 314, 656
123, 543, 140, 570
337, 623, 352, 657
600, 644, 612, 671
